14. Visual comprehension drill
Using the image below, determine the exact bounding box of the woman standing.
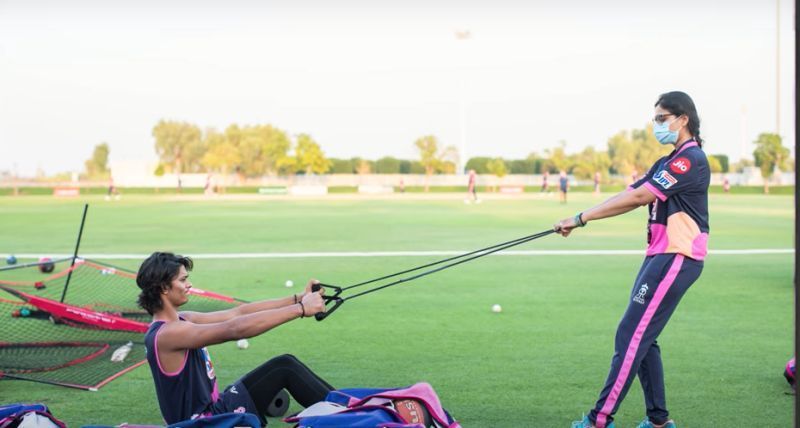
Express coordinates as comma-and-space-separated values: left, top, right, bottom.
559, 92, 709, 428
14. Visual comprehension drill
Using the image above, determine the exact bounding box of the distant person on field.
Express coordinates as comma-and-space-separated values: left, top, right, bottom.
558, 170, 568, 204
541, 170, 549, 193
594, 171, 601, 195
204, 174, 214, 196
465, 169, 479, 203
137, 252, 333, 425
723, 176, 730, 193
559, 91, 709, 428
106, 176, 120, 201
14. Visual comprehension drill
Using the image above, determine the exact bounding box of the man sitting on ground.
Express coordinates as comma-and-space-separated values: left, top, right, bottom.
136, 252, 332, 425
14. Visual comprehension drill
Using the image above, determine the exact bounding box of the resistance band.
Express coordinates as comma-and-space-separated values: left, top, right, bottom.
311, 228, 556, 321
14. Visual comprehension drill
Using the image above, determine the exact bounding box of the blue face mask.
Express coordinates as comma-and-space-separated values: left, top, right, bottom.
653, 119, 680, 145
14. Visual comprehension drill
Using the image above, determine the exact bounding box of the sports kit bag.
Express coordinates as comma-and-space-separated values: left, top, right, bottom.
0, 403, 66, 428
285, 382, 460, 428
82, 412, 260, 428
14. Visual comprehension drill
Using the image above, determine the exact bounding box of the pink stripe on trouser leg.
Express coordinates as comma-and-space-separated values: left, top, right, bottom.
595, 255, 684, 428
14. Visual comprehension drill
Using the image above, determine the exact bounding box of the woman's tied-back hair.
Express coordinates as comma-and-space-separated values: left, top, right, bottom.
136, 252, 194, 315
655, 91, 703, 147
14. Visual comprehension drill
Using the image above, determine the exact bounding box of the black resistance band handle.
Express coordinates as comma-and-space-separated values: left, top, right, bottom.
314, 297, 344, 321
311, 283, 344, 321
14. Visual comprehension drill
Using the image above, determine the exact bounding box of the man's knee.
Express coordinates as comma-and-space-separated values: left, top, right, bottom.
271, 353, 301, 367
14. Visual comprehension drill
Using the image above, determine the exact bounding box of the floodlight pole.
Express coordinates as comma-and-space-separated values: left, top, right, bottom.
60, 204, 88, 303
776, 0, 781, 135
456, 29, 471, 175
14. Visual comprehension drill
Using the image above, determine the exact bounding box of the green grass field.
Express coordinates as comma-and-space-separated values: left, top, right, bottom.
0, 193, 793, 427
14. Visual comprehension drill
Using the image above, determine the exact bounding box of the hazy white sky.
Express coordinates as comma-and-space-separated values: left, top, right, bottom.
0, 0, 795, 176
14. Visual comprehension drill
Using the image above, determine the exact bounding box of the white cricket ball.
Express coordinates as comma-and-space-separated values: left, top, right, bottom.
285, 280, 294, 288
236, 339, 249, 350
492, 304, 502, 313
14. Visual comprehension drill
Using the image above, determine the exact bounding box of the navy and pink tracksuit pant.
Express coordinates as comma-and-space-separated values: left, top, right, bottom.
589, 253, 703, 427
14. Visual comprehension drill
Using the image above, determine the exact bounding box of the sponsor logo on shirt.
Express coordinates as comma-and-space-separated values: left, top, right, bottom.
202, 347, 215, 380
230, 385, 239, 394
234, 406, 246, 413
670, 157, 691, 174
654, 170, 677, 189
633, 283, 649, 304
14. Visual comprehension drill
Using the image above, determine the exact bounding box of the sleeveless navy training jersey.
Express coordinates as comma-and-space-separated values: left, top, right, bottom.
144, 320, 220, 424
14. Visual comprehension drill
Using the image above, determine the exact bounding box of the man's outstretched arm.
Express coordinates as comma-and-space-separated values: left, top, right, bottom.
159, 291, 325, 351
181, 279, 322, 324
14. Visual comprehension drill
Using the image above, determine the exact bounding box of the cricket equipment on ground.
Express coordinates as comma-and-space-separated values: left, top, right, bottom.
0, 204, 246, 390
0, 258, 243, 390
785, 357, 796, 390
38, 258, 55, 273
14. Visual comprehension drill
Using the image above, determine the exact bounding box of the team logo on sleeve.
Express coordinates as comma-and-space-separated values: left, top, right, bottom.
669, 157, 691, 174
654, 170, 677, 189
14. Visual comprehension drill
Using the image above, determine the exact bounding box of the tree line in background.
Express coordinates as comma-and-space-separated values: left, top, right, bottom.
78, 120, 793, 191
151, 121, 332, 178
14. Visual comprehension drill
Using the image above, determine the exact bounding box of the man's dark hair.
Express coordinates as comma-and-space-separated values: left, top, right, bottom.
136, 252, 193, 315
